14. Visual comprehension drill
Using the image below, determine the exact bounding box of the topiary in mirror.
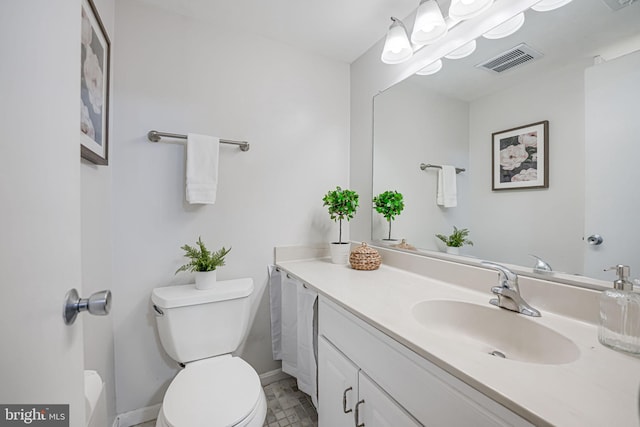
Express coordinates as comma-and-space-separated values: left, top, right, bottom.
176, 236, 231, 274
322, 186, 359, 244
373, 190, 404, 240
435, 226, 473, 248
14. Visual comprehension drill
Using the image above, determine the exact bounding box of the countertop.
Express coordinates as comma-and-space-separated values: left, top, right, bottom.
276, 258, 640, 427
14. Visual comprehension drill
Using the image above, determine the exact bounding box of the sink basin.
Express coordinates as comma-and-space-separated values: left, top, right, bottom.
412, 300, 580, 365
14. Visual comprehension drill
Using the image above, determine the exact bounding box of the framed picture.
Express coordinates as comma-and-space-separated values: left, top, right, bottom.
491, 120, 548, 190
80, 0, 110, 165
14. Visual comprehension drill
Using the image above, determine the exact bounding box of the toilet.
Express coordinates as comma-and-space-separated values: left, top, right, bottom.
151, 278, 266, 427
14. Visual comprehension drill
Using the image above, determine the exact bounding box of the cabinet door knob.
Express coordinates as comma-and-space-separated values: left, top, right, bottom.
342, 387, 353, 414
355, 399, 365, 427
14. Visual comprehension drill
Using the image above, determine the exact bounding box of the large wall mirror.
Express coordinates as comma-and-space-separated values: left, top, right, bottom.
372, 0, 640, 282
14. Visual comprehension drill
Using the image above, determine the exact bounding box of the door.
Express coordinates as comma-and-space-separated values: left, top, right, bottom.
356, 373, 422, 427
584, 51, 640, 280
318, 336, 359, 427
0, 2, 85, 426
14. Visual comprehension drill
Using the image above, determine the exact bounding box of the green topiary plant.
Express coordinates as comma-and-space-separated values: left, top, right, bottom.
373, 190, 405, 240
175, 237, 231, 274
322, 186, 359, 244
436, 226, 473, 248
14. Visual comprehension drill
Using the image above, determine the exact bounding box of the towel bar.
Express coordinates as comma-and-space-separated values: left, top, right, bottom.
420, 163, 465, 174
148, 130, 250, 151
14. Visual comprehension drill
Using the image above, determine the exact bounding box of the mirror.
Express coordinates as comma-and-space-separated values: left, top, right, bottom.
372, 0, 640, 282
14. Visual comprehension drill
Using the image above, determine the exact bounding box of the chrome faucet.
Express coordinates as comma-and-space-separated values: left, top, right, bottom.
482, 261, 541, 317
529, 254, 552, 273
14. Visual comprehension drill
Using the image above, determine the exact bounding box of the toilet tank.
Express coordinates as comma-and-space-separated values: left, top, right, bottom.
151, 278, 254, 364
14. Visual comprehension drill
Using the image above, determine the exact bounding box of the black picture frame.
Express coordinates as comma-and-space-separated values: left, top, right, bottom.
80, 0, 110, 165
491, 120, 549, 190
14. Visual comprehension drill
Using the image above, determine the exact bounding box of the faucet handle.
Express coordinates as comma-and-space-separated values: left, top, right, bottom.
529, 254, 552, 273
481, 261, 518, 286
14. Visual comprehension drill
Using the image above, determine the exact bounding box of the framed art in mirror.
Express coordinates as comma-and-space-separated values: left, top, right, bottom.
80, 0, 110, 165
492, 120, 548, 190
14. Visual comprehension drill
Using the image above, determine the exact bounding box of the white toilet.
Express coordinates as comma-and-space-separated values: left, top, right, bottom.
151, 278, 267, 427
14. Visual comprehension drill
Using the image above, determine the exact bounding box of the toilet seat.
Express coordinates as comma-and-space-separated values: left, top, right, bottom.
159, 356, 265, 427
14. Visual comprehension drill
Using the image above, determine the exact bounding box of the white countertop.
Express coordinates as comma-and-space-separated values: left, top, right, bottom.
277, 257, 640, 427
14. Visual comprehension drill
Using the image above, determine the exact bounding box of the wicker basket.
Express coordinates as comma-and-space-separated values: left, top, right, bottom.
349, 242, 382, 271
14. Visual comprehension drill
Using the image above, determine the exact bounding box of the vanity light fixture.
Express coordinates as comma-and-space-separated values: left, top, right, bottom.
416, 59, 443, 75
531, 0, 573, 12
444, 39, 477, 59
449, 0, 494, 21
482, 12, 525, 39
411, 0, 448, 45
381, 17, 414, 64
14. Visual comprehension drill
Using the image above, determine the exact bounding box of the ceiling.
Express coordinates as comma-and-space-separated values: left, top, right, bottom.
136, 0, 419, 63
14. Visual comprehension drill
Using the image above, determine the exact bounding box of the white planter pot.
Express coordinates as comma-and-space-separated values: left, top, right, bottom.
329, 243, 351, 265
446, 246, 460, 255
195, 270, 217, 290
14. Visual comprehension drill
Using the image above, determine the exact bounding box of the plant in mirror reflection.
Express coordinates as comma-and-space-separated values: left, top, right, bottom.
436, 226, 473, 248
373, 190, 405, 240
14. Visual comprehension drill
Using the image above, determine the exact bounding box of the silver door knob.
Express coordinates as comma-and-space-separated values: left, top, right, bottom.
586, 234, 604, 245
63, 289, 112, 325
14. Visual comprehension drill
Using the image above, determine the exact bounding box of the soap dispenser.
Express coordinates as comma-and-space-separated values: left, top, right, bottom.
598, 265, 640, 354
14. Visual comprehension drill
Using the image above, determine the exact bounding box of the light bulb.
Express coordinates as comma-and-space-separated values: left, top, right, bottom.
483, 12, 525, 39
444, 40, 477, 59
449, 0, 494, 20
416, 59, 443, 75
411, 0, 448, 45
381, 17, 413, 64
531, 0, 573, 12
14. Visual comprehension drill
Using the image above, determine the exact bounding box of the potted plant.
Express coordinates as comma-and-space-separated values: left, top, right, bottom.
373, 190, 405, 241
435, 226, 473, 255
322, 186, 359, 264
176, 236, 231, 289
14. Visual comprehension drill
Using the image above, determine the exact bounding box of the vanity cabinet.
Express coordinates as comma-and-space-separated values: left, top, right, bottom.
319, 336, 420, 427
318, 297, 533, 427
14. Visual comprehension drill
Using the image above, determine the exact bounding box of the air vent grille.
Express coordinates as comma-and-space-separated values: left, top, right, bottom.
476, 43, 543, 73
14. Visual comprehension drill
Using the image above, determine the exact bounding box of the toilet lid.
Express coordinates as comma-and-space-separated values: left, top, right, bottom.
163, 356, 262, 427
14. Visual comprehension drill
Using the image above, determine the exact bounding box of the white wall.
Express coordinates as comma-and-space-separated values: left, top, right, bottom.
468, 63, 586, 273
373, 79, 470, 250
81, 0, 117, 425
112, 0, 350, 414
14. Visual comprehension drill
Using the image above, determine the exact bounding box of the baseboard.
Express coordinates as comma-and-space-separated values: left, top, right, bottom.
113, 403, 161, 427
259, 368, 292, 386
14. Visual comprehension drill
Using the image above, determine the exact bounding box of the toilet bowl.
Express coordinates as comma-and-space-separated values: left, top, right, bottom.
155, 356, 266, 427
152, 279, 266, 427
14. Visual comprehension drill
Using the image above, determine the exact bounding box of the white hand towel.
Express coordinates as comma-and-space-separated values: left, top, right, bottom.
186, 133, 219, 204
437, 165, 457, 208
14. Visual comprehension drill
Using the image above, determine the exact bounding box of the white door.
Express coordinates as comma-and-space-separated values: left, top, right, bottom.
584, 51, 640, 280
357, 373, 422, 427
0, 2, 85, 426
318, 336, 359, 427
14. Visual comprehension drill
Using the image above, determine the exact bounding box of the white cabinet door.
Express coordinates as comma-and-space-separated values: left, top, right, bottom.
356, 372, 422, 427
318, 336, 359, 427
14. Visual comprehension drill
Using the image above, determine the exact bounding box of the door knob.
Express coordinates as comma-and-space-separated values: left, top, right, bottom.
63, 289, 112, 325
586, 234, 604, 245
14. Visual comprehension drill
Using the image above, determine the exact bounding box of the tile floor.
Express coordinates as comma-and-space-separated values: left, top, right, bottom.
263, 377, 317, 427
132, 377, 318, 427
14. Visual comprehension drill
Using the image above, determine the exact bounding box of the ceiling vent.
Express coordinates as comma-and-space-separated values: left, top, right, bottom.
476, 43, 543, 73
